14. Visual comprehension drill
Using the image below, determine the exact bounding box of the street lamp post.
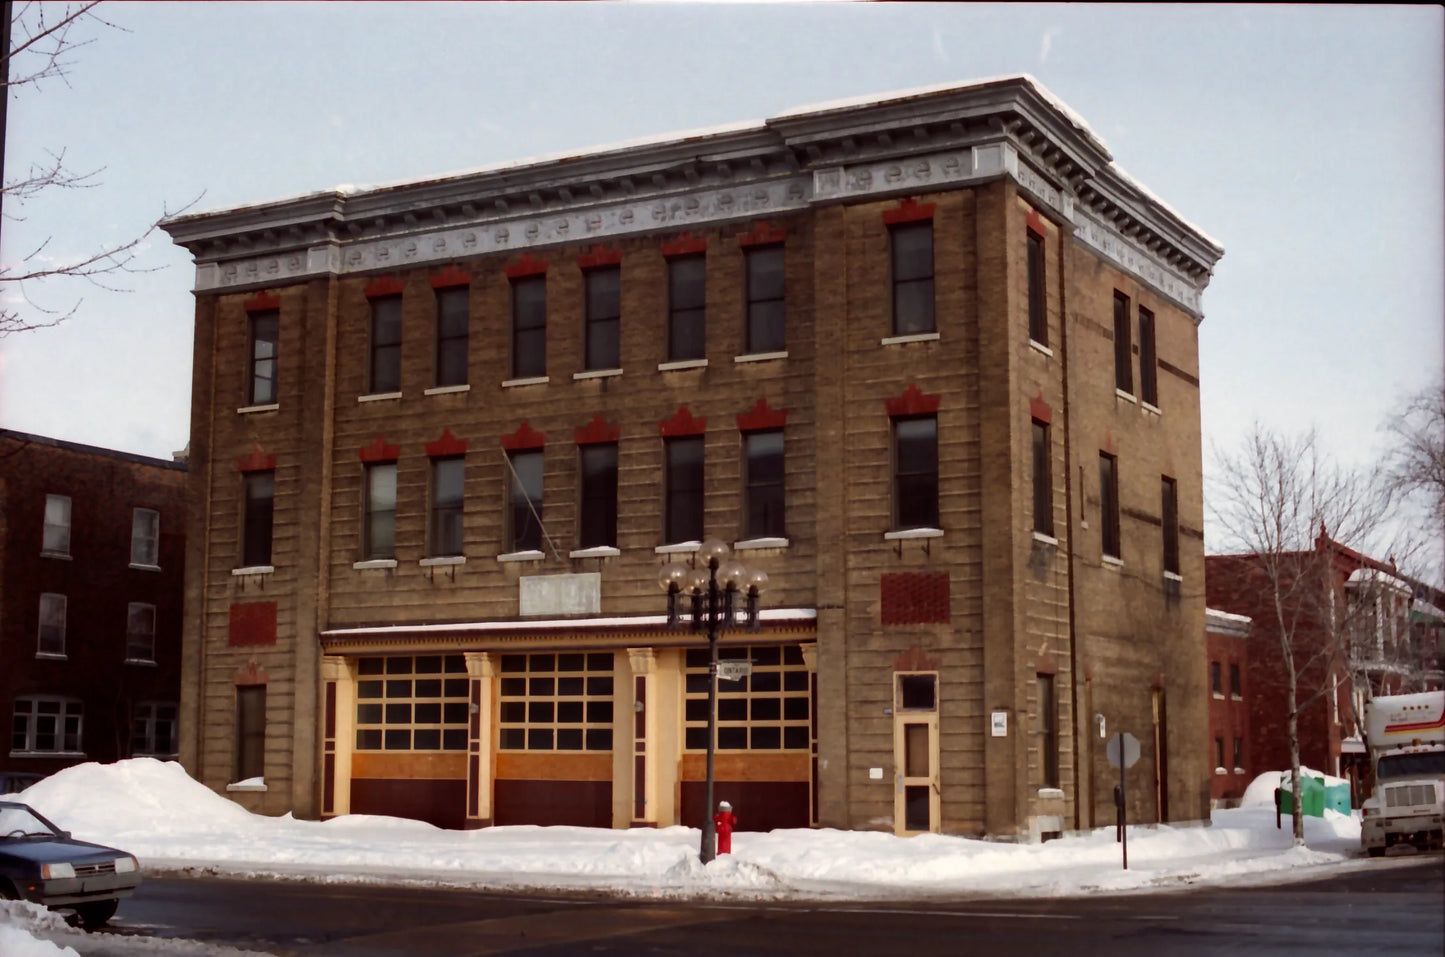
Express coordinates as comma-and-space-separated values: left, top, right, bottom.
658, 538, 766, 863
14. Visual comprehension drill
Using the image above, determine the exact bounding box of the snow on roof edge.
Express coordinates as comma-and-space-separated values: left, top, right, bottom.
321, 607, 818, 638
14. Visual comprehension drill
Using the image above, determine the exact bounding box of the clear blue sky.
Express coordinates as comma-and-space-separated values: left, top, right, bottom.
2, 2, 1441, 558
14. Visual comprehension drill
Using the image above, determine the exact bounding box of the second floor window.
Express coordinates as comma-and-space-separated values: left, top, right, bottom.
1100, 453, 1120, 559
242, 471, 275, 568
132, 702, 178, 757
1027, 228, 1047, 345
249, 309, 279, 405
507, 449, 544, 553
38, 593, 67, 656
434, 286, 469, 388
429, 457, 465, 557
1032, 419, 1053, 537
892, 416, 938, 530
890, 221, 934, 336
235, 686, 266, 782
743, 430, 785, 539
1162, 475, 1180, 575
1229, 663, 1242, 698
131, 507, 159, 567
667, 255, 706, 361
363, 463, 396, 561
369, 295, 403, 394
13, 697, 82, 754
1139, 307, 1158, 407
43, 493, 71, 556
511, 276, 547, 378
585, 266, 621, 371
1210, 660, 1223, 696
578, 443, 618, 549
745, 245, 785, 354
126, 602, 156, 663
665, 436, 705, 544
1113, 291, 1133, 395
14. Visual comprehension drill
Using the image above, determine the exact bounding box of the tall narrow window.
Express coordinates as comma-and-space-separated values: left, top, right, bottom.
1032, 420, 1053, 537
1161, 475, 1180, 575
1037, 673, 1059, 788
235, 686, 266, 782
434, 286, 469, 388
667, 255, 706, 362
1233, 737, 1244, 771
1138, 307, 1157, 407
369, 295, 403, 394
665, 436, 705, 544
1229, 663, 1241, 699
1214, 737, 1225, 771
43, 494, 71, 556
511, 276, 547, 378
579, 444, 618, 549
126, 602, 156, 663
429, 457, 465, 557
507, 450, 544, 553
38, 593, 66, 656
1113, 292, 1133, 395
249, 309, 279, 405
363, 463, 396, 560
743, 430, 785, 539
890, 221, 934, 336
1100, 453, 1120, 559
584, 266, 621, 371
745, 245, 785, 354
892, 416, 939, 530
131, 507, 160, 567
1027, 229, 1047, 345
242, 471, 275, 568
1210, 661, 1223, 696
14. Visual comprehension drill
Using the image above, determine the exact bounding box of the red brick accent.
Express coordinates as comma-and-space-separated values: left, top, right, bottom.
1030, 392, 1053, 425
1026, 208, 1047, 238
881, 572, 951, 625
882, 197, 936, 225
358, 435, 400, 463
430, 265, 470, 289
237, 445, 276, 473
501, 421, 546, 451
1036, 652, 1059, 675
234, 659, 268, 686
575, 414, 621, 445
425, 427, 468, 458
1102, 432, 1118, 456
229, 602, 277, 647
505, 253, 549, 278
661, 233, 707, 257
885, 383, 940, 418
364, 275, 404, 298
737, 221, 787, 247
244, 291, 281, 312
577, 246, 623, 269
659, 406, 706, 437
736, 398, 787, 432
892, 643, 943, 672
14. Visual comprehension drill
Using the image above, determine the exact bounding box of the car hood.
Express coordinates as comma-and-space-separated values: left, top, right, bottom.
0, 837, 126, 866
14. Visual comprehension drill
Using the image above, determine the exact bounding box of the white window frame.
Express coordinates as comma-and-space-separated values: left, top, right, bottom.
38, 593, 67, 657
43, 494, 72, 557
131, 507, 160, 568
126, 602, 157, 664
132, 701, 179, 757
11, 696, 84, 755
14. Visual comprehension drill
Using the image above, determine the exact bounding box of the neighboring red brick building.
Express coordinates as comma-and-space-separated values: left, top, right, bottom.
0, 430, 186, 790
1205, 607, 1251, 807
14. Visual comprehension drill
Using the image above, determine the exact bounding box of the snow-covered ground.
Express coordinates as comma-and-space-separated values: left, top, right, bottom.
0, 759, 1381, 956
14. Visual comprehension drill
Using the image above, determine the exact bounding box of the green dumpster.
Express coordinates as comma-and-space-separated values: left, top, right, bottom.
1277, 774, 1326, 817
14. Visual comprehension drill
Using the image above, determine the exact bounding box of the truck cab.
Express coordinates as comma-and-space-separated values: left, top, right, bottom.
1361, 692, 1445, 857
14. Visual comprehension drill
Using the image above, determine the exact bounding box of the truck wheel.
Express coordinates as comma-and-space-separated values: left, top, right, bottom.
74, 899, 118, 928
1367, 846, 1385, 858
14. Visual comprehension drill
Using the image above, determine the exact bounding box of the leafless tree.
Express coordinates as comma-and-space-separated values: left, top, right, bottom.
1, 1, 191, 337
1382, 384, 1445, 575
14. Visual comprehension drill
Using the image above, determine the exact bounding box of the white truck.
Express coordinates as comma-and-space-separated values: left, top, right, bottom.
1360, 690, 1445, 857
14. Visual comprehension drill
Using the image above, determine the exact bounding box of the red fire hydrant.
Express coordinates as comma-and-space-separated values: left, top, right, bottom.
713, 800, 736, 855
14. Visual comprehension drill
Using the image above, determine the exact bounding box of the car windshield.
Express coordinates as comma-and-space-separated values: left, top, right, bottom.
0, 804, 59, 839
1377, 751, 1445, 780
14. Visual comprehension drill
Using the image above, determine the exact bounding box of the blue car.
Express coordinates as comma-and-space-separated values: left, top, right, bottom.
0, 801, 141, 927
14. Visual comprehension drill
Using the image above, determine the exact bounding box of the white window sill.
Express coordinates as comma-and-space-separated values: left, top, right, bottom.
884, 527, 944, 541
1230, 695, 1243, 702
424, 384, 471, 396
735, 351, 788, 364
881, 332, 940, 346
1163, 570, 1183, 582
237, 403, 280, 414
1142, 401, 1161, 416
1032, 531, 1059, 546
1214, 767, 1228, 776
40, 550, 73, 561
735, 537, 789, 551
358, 391, 403, 403
1029, 339, 1054, 357
420, 555, 466, 567
129, 563, 162, 573
1101, 555, 1124, 568
1115, 389, 1137, 404
34, 652, 68, 661
569, 546, 620, 559
498, 549, 546, 563
658, 359, 708, 372
232, 565, 275, 577
573, 368, 623, 381
656, 541, 701, 555
124, 658, 157, 667
10, 751, 85, 759
226, 781, 268, 792
502, 375, 550, 388
1233, 768, 1246, 775
1212, 693, 1225, 700
1037, 787, 1065, 800
353, 559, 397, 570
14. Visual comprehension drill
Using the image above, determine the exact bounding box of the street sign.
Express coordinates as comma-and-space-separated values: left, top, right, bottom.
1106, 731, 1141, 769
716, 661, 752, 682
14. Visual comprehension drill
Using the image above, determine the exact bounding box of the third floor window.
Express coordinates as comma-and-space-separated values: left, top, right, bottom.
1027, 229, 1046, 346
249, 309, 279, 405
890, 221, 934, 336
745, 245, 785, 354
585, 266, 621, 371
1139, 306, 1158, 407
131, 508, 159, 567
369, 295, 403, 394
511, 276, 546, 378
434, 286, 469, 388
667, 255, 706, 362
1113, 291, 1133, 395
43, 493, 71, 556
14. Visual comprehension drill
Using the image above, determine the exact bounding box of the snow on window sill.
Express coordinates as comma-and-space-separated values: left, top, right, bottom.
424, 384, 471, 396
10, 750, 85, 759
1142, 401, 1162, 416
124, 658, 157, 667
1233, 767, 1247, 775
34, 652, 68, 661
881, 332, 940, 346
502, 375, 550, 388
1163, 570, 1183, 582
884, 527, 944, 541
354, 559, 397, 570
498, 550, 546, 563
227, 778, 267, 792
237, 403, 280, 414
1032, 531, 1059, 546
129, 563, 162, 573
1102, 555, 1124, 568
232, 565, 275, 577
569, 546, 620, 559
358, 391, 403, 403
656, 541, 701, 555
573, 368, 623, 381
40, 550, 73, 561
1213, 767, 1228, 776
1036, 787, 1065, 800
420, 555, 466, 567
658, 359, 708, 372
1115, 389, 1137, 404
735, 537, 789, 551
734, 351, 788, 364
1029, 339, 1054, 357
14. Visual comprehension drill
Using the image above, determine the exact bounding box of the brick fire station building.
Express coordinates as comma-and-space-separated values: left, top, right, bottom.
162, 76, 1222, 840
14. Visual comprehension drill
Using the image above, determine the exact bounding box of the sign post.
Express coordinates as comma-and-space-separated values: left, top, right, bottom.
1105, 731, 1141, 870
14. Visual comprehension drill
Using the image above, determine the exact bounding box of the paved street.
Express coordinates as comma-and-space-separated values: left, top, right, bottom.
79, 854, 1443, 956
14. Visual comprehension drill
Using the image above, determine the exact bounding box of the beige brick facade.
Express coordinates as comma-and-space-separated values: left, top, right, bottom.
166, 77, 1220, 839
